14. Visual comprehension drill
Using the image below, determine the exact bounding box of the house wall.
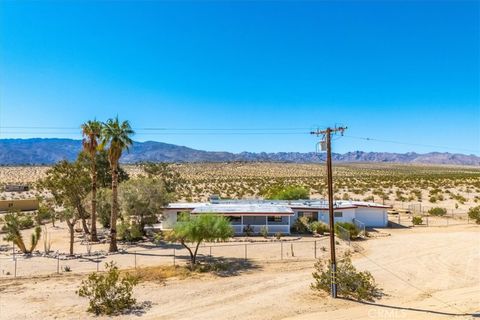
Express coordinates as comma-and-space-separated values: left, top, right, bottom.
291, 208, 356, 225
354, 207, 388, 227
0, 199, 39, 212
162, 209, 194, 229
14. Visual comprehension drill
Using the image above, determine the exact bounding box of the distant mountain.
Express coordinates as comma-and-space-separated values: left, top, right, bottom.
0, 138, 479, 166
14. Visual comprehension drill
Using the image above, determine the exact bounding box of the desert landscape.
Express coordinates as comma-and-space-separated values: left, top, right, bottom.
1, 162, 479, 212
0, 224, 478, 319
0, 162, 479, 319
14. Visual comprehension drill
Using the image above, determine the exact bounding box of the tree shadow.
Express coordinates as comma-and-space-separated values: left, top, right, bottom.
340, 297, 473, 317
125, 300, 153, 317
195, 256, 262, 277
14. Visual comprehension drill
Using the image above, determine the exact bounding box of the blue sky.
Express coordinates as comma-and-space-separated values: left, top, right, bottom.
0, 1, 478, 155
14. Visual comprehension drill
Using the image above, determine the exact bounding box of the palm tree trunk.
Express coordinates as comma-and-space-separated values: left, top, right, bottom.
109, 163, 119, 252
66, 220, 74, 256
90, 159, 98, 242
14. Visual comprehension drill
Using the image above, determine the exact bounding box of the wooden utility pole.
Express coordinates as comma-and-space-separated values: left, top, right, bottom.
311, 126, 347, 299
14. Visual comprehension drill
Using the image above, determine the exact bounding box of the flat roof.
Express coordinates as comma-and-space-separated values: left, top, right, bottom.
191, 204, 294, 215
166, 199, 391, 212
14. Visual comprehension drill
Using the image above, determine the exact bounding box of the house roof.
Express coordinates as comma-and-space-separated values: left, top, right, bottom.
165, 199, 391, 214
191, 204, 294, 216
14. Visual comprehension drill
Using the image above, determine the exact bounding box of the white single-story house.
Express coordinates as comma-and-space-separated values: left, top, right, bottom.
160, 198, 390, 235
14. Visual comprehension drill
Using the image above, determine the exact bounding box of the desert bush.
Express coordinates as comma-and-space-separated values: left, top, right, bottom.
292, 216, 311, 234
428, 207, 447, 216
275, 232, 282, 240
468, 206, 480, 224
117, 222, 143, 242
259, 226, 268, 238
308, 221, 329, 235
334, 222, 360, 240
311, 254, 382, 301
412, 216, 423, 225
243, 224, 254, 236
77, 262, 138, 316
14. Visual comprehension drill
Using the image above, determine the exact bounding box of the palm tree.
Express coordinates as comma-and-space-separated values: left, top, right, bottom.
102, 117, 134, 252
81, 120, 103, 242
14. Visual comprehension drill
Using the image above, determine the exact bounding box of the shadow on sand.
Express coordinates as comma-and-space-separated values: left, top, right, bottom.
341, 297, 473, 317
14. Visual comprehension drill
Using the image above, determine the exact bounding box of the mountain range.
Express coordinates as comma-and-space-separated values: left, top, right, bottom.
0, 138, 479, 166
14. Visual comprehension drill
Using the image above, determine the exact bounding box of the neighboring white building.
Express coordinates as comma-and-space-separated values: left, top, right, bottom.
160, 199, 390, 235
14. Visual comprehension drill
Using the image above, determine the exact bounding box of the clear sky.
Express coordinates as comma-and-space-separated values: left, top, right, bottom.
0, 1, 479, 155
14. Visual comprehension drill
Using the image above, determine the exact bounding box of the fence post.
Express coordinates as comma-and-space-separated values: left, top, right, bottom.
244, 244, 247, 261
398, 214, 400, 225
14, 257, 17, 278
57, 256, 59, 274
134, 251, 137, 269
314, 240, 317, 259
426, 215, 429, 227
209, 246, 212, 258
173, 248, 176, 266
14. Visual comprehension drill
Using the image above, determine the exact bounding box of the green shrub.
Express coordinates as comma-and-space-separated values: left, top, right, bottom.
308, 221, 329, 235
412, 216, 423, 225
311, 254, 382, 301
334, 222, 360, 240
428, 207, 447, 216
77, 262, 138, 315
118, 222, 143, 242
468, 206, 480, 224
292, 216, 310, 234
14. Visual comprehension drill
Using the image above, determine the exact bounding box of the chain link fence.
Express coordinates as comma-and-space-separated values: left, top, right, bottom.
0, 238, 332, 278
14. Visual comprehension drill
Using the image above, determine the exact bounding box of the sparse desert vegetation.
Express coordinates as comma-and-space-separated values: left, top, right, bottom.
2, 162, 479, 212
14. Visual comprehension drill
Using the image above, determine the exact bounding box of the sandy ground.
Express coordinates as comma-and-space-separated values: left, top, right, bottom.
0, 224, 478, 320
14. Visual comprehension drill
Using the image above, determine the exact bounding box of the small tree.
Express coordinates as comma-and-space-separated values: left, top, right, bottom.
60, 208, 79, 256
167, 213, 233, 267
265, 185, 309, 200
119, 178, 172, 234
3, 213, 42, 254
428, 207, 447, 216
311, 254, 382, 301
468, 206, 480, 224
77, 261, 138, 315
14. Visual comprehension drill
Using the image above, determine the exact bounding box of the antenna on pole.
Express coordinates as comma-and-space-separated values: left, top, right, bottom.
310, 126, 347, 299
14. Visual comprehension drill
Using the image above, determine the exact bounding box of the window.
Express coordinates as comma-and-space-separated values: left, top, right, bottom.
268, 216, 283, 222
228, 216, 242, 223
334, 211, 343, 218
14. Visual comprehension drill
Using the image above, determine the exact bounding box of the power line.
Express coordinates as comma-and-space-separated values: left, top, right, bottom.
0, 126, 477, 153
343, 135, 479, 154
